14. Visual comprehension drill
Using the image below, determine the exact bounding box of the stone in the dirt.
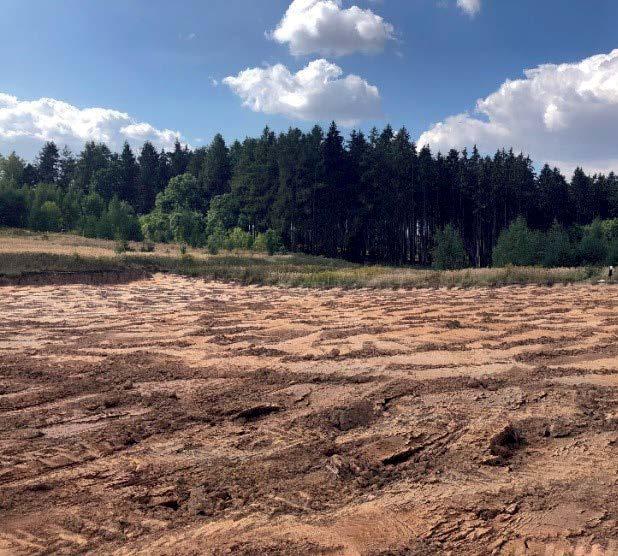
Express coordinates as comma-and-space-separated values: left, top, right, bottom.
489, 425, 524, 460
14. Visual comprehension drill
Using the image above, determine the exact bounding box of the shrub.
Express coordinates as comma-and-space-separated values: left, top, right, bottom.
541, 221, 574, 267
77, 214, 100, 238
155, 173, 203, 213
140, 211, 172, 243
0, 184, 29, 227
106, 197, 142, 241
170, 210, 205, 247
226, 227, 253, 251
431, 224, 469, 270
29, 200, 63, 232
206, 226, 226, 255
579, 220, 608, 266
492, 217, 542, 267
81, 191, 106, 219
606, 238, 618, 265
254, 229, 283, 255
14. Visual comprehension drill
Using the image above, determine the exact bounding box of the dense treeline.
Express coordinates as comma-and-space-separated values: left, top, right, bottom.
1, 122, 618, 267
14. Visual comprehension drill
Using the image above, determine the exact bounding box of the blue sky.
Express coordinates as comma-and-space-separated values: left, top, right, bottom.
1, 0, 618, 174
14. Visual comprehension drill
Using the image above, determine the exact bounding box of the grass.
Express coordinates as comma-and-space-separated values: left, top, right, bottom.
0, 229, 610, 288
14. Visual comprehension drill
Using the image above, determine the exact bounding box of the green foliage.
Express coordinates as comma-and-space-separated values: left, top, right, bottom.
206, 226, 226, 255
79, 196, 141, 241
206, 193, 239, 235
0, 183, 28, 227
578, 219, 608, 265
169, 210, 205, 247
254, 229, 283, 255
492, 217, 542, 267
140, 211, 173, 243
81, 191, 106, 219
105, 197, 142, 241
0, 152, 26, 184
36, 142, 60, 184
3, 122, 618, 270
541, 221, 575, 267
225, 227, 253, 251
155, 173, 202, 213
431, 225, 469, 270
29, 200, 63, 232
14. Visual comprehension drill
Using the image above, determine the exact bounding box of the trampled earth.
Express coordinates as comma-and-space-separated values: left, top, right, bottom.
1, 275, 617, 554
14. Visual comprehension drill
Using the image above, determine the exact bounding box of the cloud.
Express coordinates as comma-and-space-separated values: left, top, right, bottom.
224, 59, 381, 126
270, 0, 394, 57
457, 0, 480, 16
418, 49, 618, 175
0, 93, 184, 160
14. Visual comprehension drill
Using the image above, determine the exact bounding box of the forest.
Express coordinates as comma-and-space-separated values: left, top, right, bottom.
1, 122, 617, 269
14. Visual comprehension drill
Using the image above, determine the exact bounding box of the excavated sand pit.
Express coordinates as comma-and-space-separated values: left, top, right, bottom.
0, 274, 617, 554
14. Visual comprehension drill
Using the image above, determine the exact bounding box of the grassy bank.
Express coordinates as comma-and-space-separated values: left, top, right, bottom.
0, 229, 610, 288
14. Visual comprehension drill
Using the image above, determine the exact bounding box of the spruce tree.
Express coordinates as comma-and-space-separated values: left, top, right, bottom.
36, 142, 60, 184
137, 141, 160, 214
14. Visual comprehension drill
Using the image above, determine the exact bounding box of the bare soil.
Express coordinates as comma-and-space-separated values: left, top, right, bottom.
1, 274, 617, 555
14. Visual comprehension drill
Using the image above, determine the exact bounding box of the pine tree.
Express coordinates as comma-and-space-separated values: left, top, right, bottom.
58, 146, 77, 188
36, 142, 60, 184
76, 142, 112, 190
201, 134, 231, 202
118, 142, 139, 204
169, 140, 190, 178
137, 142, 160, 214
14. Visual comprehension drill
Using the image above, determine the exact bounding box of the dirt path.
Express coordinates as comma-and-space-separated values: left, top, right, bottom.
1, 275, 617, 555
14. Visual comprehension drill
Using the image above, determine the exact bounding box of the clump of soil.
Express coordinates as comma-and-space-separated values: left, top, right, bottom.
328, 399, 377, 431
489, 425, 524, 461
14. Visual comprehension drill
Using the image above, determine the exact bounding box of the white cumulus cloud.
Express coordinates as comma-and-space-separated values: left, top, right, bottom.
457, 0, 481, 16
418, 49, 618, 175
270, 0, 394, 57
0, 93, 184, 160
224, 59, 382, 126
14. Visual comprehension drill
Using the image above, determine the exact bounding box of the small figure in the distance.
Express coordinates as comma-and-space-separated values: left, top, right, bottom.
610, 265, 614, 281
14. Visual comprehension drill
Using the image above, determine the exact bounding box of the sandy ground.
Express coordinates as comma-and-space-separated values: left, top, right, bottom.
0, 274, 617, 555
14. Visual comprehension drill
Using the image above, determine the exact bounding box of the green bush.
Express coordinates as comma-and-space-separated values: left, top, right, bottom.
226, 227, 253, 251
0, 184, 29, 227
541, 221, 574, 267
155, 173, 203, 213
140, 211, 173, 243
81, 191, 106, 219
493, 217, 542, 267
206, 226, 226, 255
578, 220, 608, 265
254, 229, 283, 255
170, 210, 205, 247
29, 200, 63, 232
431, 224, 469, 270
106, 197, 142, 241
